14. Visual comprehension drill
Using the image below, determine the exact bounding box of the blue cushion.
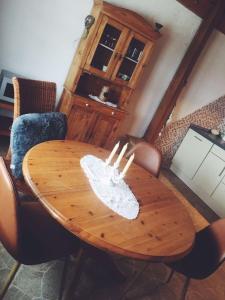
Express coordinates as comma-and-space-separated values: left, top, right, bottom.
10, 112, 67, 178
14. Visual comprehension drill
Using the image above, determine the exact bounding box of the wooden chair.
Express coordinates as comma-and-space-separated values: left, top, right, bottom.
125, 141, 162, 177
166, 218, 225, 300
6, 77, 56, 159
0, 157, 81, 299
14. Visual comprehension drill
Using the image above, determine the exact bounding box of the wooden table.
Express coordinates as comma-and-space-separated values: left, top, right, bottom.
23, 140, 195, 262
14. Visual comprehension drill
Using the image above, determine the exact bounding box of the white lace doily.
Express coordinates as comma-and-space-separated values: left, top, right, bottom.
80, 155, 139, 220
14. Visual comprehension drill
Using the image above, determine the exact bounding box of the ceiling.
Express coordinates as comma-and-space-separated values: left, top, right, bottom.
177, 0, 225, 34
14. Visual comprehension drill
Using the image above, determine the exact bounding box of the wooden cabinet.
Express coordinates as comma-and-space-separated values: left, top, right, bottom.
59, 1, 160, 149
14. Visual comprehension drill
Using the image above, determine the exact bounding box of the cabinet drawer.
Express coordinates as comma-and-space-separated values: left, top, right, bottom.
72, 96, 95, 111
72, 95, 125, 120
211, 144, 225, 161
171, 128, 213, 179
211, 182, 225, 217
187, 129, 213, 146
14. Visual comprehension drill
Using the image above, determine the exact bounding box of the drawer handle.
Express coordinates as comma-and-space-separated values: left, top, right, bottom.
111, 111, 115, 115
219, 166, 225, 177
194, 136, 202, 142
85, 103, 89, 107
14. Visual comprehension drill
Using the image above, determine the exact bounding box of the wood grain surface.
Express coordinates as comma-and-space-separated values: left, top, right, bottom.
23, 140, 195, 262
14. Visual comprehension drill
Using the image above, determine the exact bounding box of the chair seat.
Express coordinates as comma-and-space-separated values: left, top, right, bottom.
19, 202, 80, 265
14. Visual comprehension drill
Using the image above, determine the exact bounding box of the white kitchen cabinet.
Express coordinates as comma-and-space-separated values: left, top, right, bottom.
170, 126, 225, 218
170, 129, 213, 179
211, 182, 225, 217
192, 151, 225, 196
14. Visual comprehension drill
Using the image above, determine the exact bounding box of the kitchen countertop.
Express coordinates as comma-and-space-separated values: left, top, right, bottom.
190, 124, 225, 151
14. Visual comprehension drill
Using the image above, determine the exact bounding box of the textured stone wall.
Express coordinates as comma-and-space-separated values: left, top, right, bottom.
154, 95, 225, 167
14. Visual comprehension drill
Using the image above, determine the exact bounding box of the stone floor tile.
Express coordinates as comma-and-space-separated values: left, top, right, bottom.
4, 284, 30, 300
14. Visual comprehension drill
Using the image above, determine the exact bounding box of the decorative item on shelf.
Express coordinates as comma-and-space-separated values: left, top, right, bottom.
102, 65, 108, 72
154, 22, 163, 32
103, 34, 117, 48
99, 85, 109, 102
211, 128, 220, 136
131, 48, 139, 60
83, 15, 95, 38
118, 73, 130, 81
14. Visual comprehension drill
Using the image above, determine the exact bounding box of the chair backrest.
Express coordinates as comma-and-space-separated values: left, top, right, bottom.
12, 77, 56, 119
0, 157, 20, 259
126, 142, 162, 177
10, 112, 67, 178
6, 78, 56, 160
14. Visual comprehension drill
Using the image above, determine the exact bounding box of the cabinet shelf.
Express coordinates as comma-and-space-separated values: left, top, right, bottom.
99, 43, 114, 51
124, 56, 138, 64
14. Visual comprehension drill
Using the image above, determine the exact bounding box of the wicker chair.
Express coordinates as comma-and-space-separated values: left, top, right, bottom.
12, 77, 56, 119
6, 77, 56, 159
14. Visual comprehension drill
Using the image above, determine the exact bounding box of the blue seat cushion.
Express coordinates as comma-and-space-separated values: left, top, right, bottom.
10, 112, 67, 178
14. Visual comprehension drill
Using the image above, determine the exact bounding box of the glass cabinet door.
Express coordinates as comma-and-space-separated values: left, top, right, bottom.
117, 38, 144, 81
112, 33, 153, 88
85, 16, 128, 78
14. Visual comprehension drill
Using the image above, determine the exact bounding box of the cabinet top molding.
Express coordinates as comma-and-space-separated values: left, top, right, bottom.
94, 0, 161, 40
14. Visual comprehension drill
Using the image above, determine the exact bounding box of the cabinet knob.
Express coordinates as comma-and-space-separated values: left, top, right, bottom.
85, 103, 89, 107
111, 111, 115, 115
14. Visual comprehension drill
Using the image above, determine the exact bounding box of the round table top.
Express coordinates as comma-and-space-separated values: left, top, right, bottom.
23, 140, 195, 262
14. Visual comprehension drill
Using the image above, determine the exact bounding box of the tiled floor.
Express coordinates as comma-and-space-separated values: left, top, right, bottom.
0, 137, 225, 300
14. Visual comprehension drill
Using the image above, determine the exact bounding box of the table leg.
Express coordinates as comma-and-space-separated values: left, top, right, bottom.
63, 248, 86, 300
85, 246, 126, 283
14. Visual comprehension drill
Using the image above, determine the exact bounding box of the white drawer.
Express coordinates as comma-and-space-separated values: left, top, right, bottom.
211, 144, 225, 161
187, 129, 214, 147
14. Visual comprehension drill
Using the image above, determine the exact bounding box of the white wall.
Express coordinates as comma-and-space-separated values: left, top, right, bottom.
1, 0, 214, 137
0, 0, 93, 100
171, 30, 225, 121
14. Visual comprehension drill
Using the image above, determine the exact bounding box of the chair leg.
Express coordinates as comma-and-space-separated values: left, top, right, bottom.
58, 256, 70, 300
0, 262, 20, 299
5, 147, 11, 161
119, 261, 150, 300
180, 277, 190, 300
63, 247, 86, 300
164, 269, 174, 284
